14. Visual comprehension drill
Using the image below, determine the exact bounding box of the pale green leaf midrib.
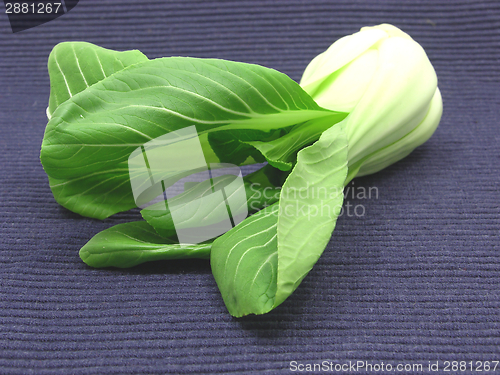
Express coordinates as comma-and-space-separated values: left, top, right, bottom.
46, 109, 334, 151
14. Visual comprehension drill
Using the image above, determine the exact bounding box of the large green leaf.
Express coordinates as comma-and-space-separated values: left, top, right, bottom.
41, 51, 340, 219
47, 42, 148, 118
211, 123, 348, 317
79, 221, 211, 268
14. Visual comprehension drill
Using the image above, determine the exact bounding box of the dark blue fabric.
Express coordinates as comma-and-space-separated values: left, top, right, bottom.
1, 1, 499, 373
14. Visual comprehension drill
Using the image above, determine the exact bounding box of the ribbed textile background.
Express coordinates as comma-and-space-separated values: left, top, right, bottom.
1, 1, 499, 373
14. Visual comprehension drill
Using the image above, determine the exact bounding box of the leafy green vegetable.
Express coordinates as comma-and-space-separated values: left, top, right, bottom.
211, 123, 348, 317
79, 221, 211, 268
41, 48, 345, 219
47, 42, 148, 119
42, 30, 440, 318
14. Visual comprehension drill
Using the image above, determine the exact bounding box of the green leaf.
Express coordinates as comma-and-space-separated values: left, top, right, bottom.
41, 50, 339, 219
210, 203, 280, 316
47, 42, 148, 118
211, 123, 348, 317
247, 114, 345, 171
79, 221, 211, 268
141, 164, 286, 238
274, 123, 348, 306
